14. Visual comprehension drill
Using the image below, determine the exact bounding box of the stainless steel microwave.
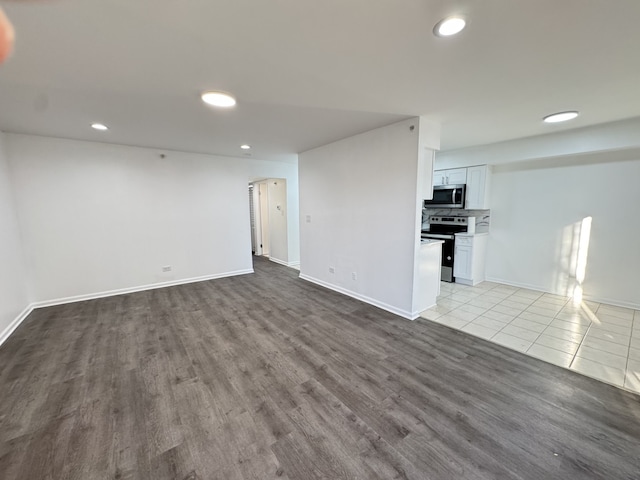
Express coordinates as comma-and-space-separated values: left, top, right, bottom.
424, 184, 466, 209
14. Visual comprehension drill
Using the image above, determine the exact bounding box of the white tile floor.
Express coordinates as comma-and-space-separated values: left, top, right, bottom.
421, 281, 640, 395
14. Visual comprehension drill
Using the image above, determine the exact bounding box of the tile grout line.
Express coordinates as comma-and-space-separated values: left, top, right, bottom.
438, 281, 512, 332
585, 304, 634, 368
486, 291, 593, 362
622, 312, 638, 388
524, 295, 572, 359
492, 290, 566, 353
567, 301, 594, 369
469, 287, 556, 345
447, 282, 502, 331
519, 296, 612, 366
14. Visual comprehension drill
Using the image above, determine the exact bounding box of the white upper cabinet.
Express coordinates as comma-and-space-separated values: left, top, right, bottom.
433, 168, 467, 186
445, 168, 467, 185
465, 165, 492, 210
433, 170, 447, 186
432, 164, 492, 209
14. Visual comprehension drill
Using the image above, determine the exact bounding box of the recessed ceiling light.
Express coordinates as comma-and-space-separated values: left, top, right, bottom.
434, 17, 466, 37
201, 91, 236, 108
240, 144, 251, 150
543, 111, 579, 123
91, 123, 108, 131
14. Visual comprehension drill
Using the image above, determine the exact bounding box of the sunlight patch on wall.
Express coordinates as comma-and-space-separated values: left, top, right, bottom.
554, 216, 593, 305
572, 216, 592, 305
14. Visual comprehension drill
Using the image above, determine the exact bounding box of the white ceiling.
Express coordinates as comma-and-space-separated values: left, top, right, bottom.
1, 0, 639, 162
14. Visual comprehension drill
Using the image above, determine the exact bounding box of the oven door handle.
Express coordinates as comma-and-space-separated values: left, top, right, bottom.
421, 233, 455, 240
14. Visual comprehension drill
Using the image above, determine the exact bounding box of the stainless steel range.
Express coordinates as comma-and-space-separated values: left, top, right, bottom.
421, 216, 472, 282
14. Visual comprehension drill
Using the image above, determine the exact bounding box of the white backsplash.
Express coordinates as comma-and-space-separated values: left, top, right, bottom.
422, 208, 491, 233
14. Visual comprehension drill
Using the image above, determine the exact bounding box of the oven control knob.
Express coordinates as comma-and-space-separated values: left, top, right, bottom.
447, 256, 452, 261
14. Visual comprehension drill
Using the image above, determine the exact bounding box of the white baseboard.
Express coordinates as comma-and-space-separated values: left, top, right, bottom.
0, 304, 34, 348
409, 302, 437, 321
580, 293, 640, 311
268, 257, 288, 267
31, 269, 255, 309
484, 276, 550, 294
299, 274, 414, 320
269, 257, 301, 268
485, 276, 640, 311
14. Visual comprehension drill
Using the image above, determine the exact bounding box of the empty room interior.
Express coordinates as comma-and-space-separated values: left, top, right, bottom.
1, 1, 640, 479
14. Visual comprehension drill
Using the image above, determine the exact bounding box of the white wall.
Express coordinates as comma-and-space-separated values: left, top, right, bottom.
0, 132, 31, 342
298, 118, 422, 318
258, 182, 271, 255
267, 179, 289, 264
488, 156, 640, 308
6, 134, 254, 304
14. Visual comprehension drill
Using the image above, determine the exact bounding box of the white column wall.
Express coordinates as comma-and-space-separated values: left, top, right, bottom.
298, 119, 421, 317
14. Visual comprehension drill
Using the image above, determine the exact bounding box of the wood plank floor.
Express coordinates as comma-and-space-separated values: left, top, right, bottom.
1, 257, 639, 479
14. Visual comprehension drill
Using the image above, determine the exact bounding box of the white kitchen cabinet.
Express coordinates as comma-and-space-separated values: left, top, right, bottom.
465, 165, 492, 209
433, 170, 447, 186
433, 168, 467, 186
453, 233, 488, 286
446, 168, 467, 185
432, 164, 491, 208
453, 244, 472, 279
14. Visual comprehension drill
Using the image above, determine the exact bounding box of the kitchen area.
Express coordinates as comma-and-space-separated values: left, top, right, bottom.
418, 156, 640, 396
411, 158, 493, 319
421, 164, 491, 287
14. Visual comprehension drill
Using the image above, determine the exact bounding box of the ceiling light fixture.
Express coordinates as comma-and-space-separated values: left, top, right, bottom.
240, 144, 251, 150
201, 91, 236, 108
543, 111, 579, 123
434, 16, 466, 37
91, 123, 108, 131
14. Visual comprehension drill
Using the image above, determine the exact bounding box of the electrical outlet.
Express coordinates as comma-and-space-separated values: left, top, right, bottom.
162, 265, 172, 272
352, 272, 357, 281
329, 266, 335, 274
306, 215, 311, 223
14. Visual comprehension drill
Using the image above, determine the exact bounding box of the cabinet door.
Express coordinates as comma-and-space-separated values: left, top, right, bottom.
446, 168, 467, 185
433, 170, 447, 186
453, 245, 472, 279
466, 165, 487, 209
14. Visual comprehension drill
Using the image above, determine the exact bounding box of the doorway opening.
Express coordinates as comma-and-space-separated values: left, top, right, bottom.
249, 178, 288, 265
